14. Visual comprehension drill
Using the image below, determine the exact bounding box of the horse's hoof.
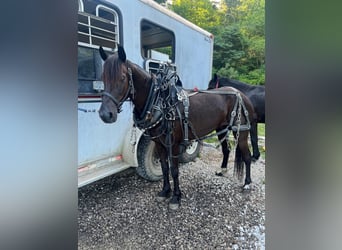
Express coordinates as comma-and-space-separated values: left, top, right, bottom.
168, 195, 181, 210
241, 184, 252, 192
215, 172, 228, 177
156, 190, 171, 202
156, 195, 168, 202
169, 202, 180, 210
251, 155, 260, 162
215, 168, 228, 177
215, 172, 223, 176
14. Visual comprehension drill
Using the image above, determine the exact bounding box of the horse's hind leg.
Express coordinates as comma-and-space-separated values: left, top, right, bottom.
250, 121, 260, 161
155, 143, 171, 202
215, 128, 230, 177
239, 133, 252, 189
234, 131, 252, 189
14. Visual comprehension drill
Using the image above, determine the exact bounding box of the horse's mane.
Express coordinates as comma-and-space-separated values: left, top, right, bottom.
221, 78, 264, 89
102, 53, 152, 84
130, 61, 151, 80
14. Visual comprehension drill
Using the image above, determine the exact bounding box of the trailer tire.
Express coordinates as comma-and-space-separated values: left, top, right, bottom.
136, 135, 163, 181
179, 140, 201, 163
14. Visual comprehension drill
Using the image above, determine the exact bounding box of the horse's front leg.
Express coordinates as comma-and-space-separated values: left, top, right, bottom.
215, 129, 230, 177
169, 145, 182, 210
155, 143, 171, 202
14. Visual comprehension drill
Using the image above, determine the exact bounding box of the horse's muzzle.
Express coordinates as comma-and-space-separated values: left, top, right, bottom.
99, 106, 117, 123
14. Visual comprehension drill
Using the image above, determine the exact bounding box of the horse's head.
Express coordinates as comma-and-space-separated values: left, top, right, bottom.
208, 73, 219, 89
98, 45, 133, 123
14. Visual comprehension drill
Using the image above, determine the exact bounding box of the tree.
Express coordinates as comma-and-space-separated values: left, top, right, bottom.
219, 0, 265, 84
171, 0, 224, 34
213, 25, 245, 72
168, 0, 265, 85
237, 0, 265, 70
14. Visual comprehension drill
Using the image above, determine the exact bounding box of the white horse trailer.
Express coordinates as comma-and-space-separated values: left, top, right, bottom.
78, 0, 214, 187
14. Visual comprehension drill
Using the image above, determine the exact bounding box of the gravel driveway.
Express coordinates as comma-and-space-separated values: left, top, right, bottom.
78, 145, 265, 249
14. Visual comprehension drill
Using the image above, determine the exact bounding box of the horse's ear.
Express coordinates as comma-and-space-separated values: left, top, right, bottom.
99, 46, 108, 61
118, 45, 126, 62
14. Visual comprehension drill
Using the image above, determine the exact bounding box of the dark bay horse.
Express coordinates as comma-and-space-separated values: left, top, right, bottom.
98, 46, 255, 210
208, 74, 265, 161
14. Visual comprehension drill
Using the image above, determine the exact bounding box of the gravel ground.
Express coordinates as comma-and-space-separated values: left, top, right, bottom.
78, 145, 265, 249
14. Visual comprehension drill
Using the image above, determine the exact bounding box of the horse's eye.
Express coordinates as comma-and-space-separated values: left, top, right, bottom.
121, 75, 126, 81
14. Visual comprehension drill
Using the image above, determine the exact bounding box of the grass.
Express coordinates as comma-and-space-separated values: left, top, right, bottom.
258, 123, 265, 137
258, 124, 266, 159
203, 132, 219, 144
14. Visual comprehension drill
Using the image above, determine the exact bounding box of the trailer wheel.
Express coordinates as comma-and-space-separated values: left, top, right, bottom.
179, 140, 201, 163
136, 135, 163, 181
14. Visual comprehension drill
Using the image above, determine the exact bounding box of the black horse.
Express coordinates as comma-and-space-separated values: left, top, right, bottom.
208, 74, 265, 161
99, 46, 255, 210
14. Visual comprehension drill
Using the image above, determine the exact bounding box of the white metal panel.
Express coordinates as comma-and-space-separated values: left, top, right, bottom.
78, 101, 133, 165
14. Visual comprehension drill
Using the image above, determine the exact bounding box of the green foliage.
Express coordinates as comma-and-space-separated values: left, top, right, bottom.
153, 0, 167, 4
213, 25, 246, 71
217, 65, 240, 80
239, 68, 265, 85
168, 0, 265, 85
171, 0, 224, 34
258, 123, 265, 137
153, 46, 173, 58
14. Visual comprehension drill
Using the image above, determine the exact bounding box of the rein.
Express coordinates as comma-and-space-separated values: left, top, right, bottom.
101, 66, 134, 113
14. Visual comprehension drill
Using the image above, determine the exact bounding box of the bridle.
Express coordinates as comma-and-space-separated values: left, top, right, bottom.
101, 66, 134, 113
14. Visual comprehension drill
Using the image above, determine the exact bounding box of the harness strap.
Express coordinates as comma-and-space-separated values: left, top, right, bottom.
199, 126, 230, 141
178, 89, 190, 144
228, 93, 240, 127
102, 91, 120, 107
186, 91, 251, 145
138, 77, 157, 120
197, 90, 239, 95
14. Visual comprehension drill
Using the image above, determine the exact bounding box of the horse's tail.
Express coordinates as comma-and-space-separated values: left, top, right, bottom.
234, 146, 245, 181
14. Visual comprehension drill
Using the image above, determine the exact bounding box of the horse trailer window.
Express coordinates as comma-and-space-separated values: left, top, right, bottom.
78, 47, 111, 95
141, 20, 175, 63
78, 1, 119, 96
78, 3, 119, 50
